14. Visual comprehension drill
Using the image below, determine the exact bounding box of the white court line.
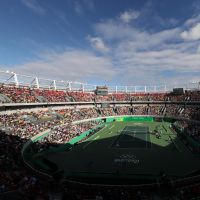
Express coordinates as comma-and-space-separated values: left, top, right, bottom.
109, 125, 115, 130
82, 126, 107, 149
94, 136, 100, 140
146, 131, 147, 148
84, 125, 106, 142
83, 135, 100, 149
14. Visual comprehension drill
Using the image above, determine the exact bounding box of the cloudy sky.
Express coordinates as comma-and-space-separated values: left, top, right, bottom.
0, 0, 200, 87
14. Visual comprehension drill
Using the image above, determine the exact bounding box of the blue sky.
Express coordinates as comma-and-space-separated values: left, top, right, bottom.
0, 0, 200, 87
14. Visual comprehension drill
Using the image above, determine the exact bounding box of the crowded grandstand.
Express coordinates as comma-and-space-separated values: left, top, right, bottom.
0, 72, 200, 200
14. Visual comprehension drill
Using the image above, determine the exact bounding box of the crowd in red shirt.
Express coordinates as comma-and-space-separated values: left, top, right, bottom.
1, 85, 200, 103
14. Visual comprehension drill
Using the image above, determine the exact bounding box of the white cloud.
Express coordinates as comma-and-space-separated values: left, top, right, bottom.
21, 0, 46, 15
95, 19, 181, 48
184, 15, 200, 27
88, 36, 109, 53
119, 10, 139, 23
181, 23, 200, 41
8, 49, 115, 82
4, 9, 200, 87
93, 13, 200, 85
197, 45, 200, 53
95, 20, 145, 41
113, 36, 200, 84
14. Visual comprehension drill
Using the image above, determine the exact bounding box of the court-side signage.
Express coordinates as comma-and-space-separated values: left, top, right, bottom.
114, 154, 139, 164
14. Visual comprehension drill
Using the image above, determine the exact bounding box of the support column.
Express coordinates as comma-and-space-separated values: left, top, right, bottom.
35, 77, 39, 89
13, 73, 19, 86
82, 84, 84, 92
53, 80, 56, 90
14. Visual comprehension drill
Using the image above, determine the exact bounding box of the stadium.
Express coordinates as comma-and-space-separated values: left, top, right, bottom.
1, 1, 200, 199
0, 70, 200, 199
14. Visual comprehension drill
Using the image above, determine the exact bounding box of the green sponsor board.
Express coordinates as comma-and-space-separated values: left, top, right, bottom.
106, 116, 154, 122
123, 116, 153, 122
116, 117, 124, 122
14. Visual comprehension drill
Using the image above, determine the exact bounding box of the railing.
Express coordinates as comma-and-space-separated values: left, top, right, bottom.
0, 70, 178, 93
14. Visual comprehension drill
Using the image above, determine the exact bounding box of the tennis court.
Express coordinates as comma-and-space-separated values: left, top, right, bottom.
112, 125, 151, 148
32, 121, 200, 183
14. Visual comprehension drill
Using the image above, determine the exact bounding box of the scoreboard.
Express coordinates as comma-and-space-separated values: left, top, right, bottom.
96, 86, 108, 95
173, 88, 184, 95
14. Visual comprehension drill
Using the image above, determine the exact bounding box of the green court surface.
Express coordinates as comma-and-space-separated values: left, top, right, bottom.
111, 125, 151, 148
38, 121, 200, 182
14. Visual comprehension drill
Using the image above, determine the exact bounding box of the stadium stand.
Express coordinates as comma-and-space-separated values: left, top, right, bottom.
1, 84, 200, 103
0, 81, 200, 200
